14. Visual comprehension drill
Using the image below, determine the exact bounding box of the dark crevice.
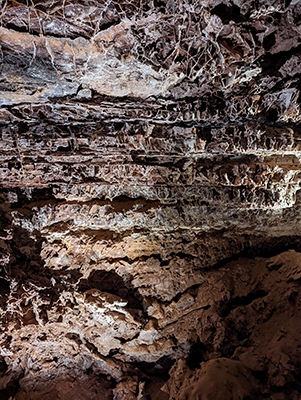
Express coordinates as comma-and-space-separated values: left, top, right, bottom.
262, 32, 276, 51
170, 283, 202, 304
199, 235, 301, 274
259, 45, 301, 77
132, 356, 175, 380
211, 4, 244, 23
0, 279, 10, 309
79, 269, 144, 312
98, 18, 121, 32
65, 332, 82, 346
218, 289, 268, 317
186, 339, 209, 370
84, 340, 103, 359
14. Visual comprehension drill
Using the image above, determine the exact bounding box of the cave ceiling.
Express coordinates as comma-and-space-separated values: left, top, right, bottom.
0, 0, 301, 399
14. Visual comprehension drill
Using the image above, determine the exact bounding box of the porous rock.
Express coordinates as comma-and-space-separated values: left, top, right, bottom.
0, 0, 301, 399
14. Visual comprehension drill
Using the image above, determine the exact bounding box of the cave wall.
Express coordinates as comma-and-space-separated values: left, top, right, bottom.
0, 0, 301, 399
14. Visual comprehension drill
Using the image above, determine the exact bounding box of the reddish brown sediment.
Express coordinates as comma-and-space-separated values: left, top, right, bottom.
0, 1, 301, 399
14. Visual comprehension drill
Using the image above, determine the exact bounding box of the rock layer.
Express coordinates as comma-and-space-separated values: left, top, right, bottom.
1, 0, 301, 399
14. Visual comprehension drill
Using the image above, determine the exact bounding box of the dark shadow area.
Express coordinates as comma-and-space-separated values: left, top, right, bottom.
0, 279, 10, 310
211, 3, 243, 23
79, 269, 144, 311
186, 339, 208, 370
217, 289, 269, 318
203, 234, 301, 274
132, 355, 174, 381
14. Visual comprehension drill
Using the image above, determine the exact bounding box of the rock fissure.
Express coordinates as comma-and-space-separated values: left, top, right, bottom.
1, 0, 301, 399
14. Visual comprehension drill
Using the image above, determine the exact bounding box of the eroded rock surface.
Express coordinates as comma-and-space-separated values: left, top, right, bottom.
1, 0, 301, 399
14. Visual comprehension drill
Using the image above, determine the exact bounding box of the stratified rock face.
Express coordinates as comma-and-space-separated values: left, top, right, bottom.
0, 0, 301, 399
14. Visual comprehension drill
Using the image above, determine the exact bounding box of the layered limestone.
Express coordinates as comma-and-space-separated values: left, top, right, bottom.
0, 0, 301, 399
